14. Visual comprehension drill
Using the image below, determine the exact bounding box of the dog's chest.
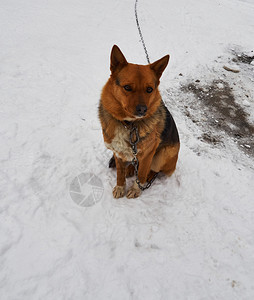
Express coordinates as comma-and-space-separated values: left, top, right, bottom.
105, 126, 134, 161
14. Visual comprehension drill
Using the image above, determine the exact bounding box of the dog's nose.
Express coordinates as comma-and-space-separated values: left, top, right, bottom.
136, 104, 147, 116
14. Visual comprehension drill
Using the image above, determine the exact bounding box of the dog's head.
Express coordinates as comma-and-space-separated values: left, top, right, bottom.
109, 45, 169, 120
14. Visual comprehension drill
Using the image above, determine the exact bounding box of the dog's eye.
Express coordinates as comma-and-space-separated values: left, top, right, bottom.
146, 87, 153, 93
123, 85, 132, 92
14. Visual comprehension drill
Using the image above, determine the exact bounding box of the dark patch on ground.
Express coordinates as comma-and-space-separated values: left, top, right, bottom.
182, 80, 254, 157
199, 133, 222, 145
232, 51, 254, 64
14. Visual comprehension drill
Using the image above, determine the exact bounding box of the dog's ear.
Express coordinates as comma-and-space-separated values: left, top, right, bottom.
150, 55, 170, 79
110, 45, 128, 74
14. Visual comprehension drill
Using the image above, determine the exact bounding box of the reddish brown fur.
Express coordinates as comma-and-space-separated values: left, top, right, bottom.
99, 45, 180, 198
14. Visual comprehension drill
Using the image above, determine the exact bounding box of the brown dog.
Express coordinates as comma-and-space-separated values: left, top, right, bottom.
99, 45, 180, 198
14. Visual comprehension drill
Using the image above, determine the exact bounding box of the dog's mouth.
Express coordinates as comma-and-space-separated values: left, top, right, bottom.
123, 107, 147, 120
135, 114, 146, 118
124, 116, 141, 121
124, 112, 146, 121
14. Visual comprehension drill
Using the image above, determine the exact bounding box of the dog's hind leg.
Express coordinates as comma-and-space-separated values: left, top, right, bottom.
160, 144, 180, 177
163, 155, 178, 177
147, 170, 158, 182
151, 143, 180, 177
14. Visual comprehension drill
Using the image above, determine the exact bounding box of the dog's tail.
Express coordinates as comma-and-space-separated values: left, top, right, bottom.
109, 155, 116, 168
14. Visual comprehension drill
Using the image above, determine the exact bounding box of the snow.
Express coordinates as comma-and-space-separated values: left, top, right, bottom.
0, 0, 254, 299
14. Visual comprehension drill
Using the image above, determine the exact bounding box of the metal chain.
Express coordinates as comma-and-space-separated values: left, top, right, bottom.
124, 2, 156, 189
129, 124, 158, 191
134, 0, 150, 64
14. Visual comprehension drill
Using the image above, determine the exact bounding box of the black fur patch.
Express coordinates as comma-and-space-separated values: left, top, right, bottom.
160, 103, 179, 146
109, 155, 116, 168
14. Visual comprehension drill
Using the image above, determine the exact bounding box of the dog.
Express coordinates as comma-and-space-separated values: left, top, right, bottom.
99, 45, 180, 198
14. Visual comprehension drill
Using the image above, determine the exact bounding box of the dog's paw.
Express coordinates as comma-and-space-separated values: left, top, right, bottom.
126, 182, 142, 199
112, 185, 125, 198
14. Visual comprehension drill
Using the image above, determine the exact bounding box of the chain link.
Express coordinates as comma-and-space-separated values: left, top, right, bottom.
129, 123, 158, 191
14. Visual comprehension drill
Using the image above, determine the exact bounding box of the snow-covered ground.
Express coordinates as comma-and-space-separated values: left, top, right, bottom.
1, 0, 254, 299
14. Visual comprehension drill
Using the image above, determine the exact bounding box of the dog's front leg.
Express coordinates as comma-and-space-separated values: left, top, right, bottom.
126, 147, 157, 199
112, 154, 126, 198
